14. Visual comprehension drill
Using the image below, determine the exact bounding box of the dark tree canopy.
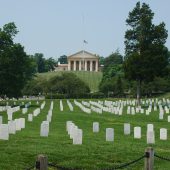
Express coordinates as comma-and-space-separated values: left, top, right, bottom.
123, 2, 168, 103
58, 55, 68, 64
124, 2, 168, 83
0, 22, 36, 97
33, 53, 56, 73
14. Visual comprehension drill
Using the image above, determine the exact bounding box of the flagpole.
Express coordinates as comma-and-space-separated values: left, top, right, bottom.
82, 13, 85, 71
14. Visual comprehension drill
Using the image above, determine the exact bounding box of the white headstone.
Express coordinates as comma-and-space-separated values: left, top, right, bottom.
168, 116, 170, 122
20, 118, 25, 129
8, 120, 16, 134
47, 115, 51, 122
22, 108, 28, 114
15, 119, 21, 131
0, 116, 2, 124
70, 125, 78, 139
7, 110, 13, 120
147, 124, 154, 132
40, 121, 49, 137
159, 111, 164, 120
106, 128, 114, 141
0, 124, 9, 140
73, 129, 82, 145
28, 114, 33, 122
93, 122, 99, 133
124, 123, 130, 135
147, 131, 155, 144
134, 127, 141, 139
160, 128, 167, 140
66, 121, 72, 132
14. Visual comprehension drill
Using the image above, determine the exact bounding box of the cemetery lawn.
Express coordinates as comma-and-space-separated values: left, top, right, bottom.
1, 99, 170, 169
37, 71, 103, 92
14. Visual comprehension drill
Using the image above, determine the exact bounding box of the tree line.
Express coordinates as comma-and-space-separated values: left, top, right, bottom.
0, 1, 170, 100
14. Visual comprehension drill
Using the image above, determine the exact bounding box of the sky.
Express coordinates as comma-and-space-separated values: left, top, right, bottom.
0, 0, 169, 59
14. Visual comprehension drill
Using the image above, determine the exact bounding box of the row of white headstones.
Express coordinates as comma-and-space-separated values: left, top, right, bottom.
65, 121, 168, 144
73, 99, 170, 123
66, 121, 82, 144
93, 122, 167, 143
0, 101, 46, 140
59, 100, 74, 112
40, 101, 53, 137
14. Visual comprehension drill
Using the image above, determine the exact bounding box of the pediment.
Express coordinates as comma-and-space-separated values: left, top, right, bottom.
68, 50, 99, 59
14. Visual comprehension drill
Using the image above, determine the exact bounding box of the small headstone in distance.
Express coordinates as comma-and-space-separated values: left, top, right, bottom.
93, 122, 99, 133
124, 123, 130, 135
160, 128, 167, 140
106, 128, 114, 141
134, 127, 141, 139
147, 131, 155, 144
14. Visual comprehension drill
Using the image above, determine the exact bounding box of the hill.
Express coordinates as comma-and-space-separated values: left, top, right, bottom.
37, 71, 103, 92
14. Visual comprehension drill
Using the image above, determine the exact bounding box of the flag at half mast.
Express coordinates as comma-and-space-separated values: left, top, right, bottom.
83, 40, 88, 44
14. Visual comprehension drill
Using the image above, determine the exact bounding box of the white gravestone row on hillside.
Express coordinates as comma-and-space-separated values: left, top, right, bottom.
60, 100, 63, 111
0, 118, 25, 140
7, 106, 20, 121
67, 100, 73, 111
74, 100, 91, 114
40, 101, 53, 137
40, 101, 46, 110
66, 121, 82, 145
82, 101, 90, 107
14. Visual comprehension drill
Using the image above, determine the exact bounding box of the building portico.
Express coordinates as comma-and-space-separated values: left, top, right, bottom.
67, 51, 99, 72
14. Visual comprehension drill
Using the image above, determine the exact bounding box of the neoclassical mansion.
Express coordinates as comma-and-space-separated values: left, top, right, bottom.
56, 50, 100, 72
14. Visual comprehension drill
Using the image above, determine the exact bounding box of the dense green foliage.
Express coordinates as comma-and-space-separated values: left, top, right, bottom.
36, 71, 103, 92
0, 23, 35, 97
58, 55, 68, 64
23, 72, 90, 98
99, 52, 125, 97
49, 73, 90, 98
32, 53, 56, 73
123, 2, 169, 101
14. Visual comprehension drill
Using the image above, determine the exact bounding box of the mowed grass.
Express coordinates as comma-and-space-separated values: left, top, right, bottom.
0, 99, 170, 169
37, 71, 103, 92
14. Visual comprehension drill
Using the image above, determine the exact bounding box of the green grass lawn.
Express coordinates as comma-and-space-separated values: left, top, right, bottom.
37, 71, 103, 92
0, 99, 170, 169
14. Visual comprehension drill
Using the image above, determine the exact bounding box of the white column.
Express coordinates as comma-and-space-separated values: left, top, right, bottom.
85, 60, 87, 71
90, 60, 93, 71
68, 60, 71, 71
95, 60, 98, 72
74, 60, 76, 71
79, 60, 81, 71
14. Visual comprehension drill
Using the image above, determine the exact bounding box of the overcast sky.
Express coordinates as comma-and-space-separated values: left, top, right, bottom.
0, 0, 169, 59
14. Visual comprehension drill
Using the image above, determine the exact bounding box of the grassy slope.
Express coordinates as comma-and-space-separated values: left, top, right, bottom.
37, 71, 103, 92
0, 99, 170, 169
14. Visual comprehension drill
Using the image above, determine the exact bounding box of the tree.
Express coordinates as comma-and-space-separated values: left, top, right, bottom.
0, 22, 36, 97
123, 2, 168, 104
103, 51, 123, 72
49, 73, 90, 97
33, 53, 46, 73
58, 55, 67, 64
45, 57, 56, 71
